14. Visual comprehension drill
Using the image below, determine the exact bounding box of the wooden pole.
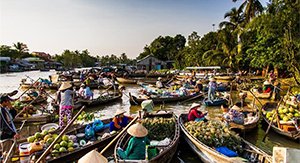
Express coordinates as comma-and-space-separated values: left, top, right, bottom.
16, 77, 41, 99
249, 90, 264, 107
100, 116, 138, 155
262, 97, 283, 142
35, 106, 85, 163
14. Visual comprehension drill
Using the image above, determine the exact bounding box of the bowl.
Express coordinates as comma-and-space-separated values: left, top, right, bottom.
41, 123, 59, 133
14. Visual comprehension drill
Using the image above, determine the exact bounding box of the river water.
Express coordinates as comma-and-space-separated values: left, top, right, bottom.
0, 70, 299, 162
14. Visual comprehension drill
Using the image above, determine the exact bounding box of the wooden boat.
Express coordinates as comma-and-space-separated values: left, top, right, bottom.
129, 92, 203, 105
214, 76, 235, 80
203, 85, 229, 92
204, 98, 228, 106
76, 92, 122, 108
14, 112, 55, 123
225, 103, 260, 132
20, 95, 47, 104
114, 112, 180, 163
262, 102, 300, 141
245, 88, 273, 99
36, 117, 137, 163
179, 114, 272, 163
117, 77, 137, 84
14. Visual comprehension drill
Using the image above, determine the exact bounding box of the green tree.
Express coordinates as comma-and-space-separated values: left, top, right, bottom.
233, 0, 264, 23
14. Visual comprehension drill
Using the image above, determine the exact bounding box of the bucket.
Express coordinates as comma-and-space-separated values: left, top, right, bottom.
19, 143, 30, 163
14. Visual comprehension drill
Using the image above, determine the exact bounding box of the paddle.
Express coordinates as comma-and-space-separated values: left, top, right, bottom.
262, 97, 283, 142
4, 120, 27, 163
99, 116, 138, 155
248, 90, 264, 107
16, 77, 42, 100
25, 75, 55, 100
180, 92, 205, 104
36, 106, 86, 163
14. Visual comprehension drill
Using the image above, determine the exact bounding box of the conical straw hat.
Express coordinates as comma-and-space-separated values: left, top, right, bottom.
190, 103, 201, 110
114, 108, 126, 116
78, 150, 108, 163
127, 122, 148, 137
59, 82, 72, 91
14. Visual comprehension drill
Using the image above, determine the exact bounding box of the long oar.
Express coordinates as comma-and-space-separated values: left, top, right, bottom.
262, 97, 283, 142
100, 116, 138, 155
249, 90, 264, 107
4, 120, 27, 163
16, 77, 41, 100
25, 75, 55, 100
180, 92, 205, 104
36, 106, 86, 163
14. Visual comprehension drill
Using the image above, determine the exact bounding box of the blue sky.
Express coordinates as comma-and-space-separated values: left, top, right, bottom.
0, 0, 268, 58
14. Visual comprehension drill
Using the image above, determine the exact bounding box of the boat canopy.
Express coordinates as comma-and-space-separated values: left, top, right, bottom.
185, 66, 221, 70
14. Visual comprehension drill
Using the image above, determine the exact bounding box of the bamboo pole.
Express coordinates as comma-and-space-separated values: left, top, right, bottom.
100, 116, 138, 155
35, 106, 85, 163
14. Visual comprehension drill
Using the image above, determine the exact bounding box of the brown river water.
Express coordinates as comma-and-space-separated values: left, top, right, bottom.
0, 70, 299, 162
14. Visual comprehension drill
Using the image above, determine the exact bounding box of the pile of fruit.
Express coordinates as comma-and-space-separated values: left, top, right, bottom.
51, 135, 75, 156
264, 106, 300, 123
142, 117, 176, 141
184, 120, 243, 153
77, 111, 94, 122
26, 128, 76, 157
12, 101, 37, 118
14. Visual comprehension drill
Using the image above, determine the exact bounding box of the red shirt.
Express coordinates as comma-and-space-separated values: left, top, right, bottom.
188, 109, 204, 121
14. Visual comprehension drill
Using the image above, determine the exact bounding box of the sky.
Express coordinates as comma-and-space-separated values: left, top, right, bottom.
0, 0, 268, 59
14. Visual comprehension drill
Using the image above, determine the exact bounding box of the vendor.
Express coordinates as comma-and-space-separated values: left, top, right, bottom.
223, 105, 245, 124
117, 122, 150, 160
195, 80, 203, 93
188, 103, 207, 122
156, 77, 164, 89
110, 109, 132, 132
0, 95, 20, 162
263, 81, 273, 93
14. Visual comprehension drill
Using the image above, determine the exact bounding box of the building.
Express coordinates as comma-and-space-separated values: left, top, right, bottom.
32, 52, 51, 61
137, 54, 167, 72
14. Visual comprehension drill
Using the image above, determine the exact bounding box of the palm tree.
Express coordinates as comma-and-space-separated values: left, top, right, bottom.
233, 0, 264, 23
13, 42, 28, 54
202, 28, 238, 69
219, 7, 244, 30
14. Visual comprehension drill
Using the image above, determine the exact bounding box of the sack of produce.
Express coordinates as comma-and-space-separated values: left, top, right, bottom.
92, 119, 104, 132
85, 125, 95, 140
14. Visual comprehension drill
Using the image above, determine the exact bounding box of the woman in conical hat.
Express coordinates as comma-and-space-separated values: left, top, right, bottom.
109, 109, 133, 132
78, 150, 108, 163
117, 122, 150, 160
187, 103, 207, 122
56, 81, 74, 129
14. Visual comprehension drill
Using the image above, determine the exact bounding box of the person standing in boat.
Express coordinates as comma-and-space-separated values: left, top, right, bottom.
0, 95, 20, 162
208, 77, 217, 101
195, 80, 203, 93
273, 81, 281, 101
56, 82, 74, 129
117, 122, 150, 160
156, 77, 164, 88
110, 109, 133, 132
187, 103, 207, 122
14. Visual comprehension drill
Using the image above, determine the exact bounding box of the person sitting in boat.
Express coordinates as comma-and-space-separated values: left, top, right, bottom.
234, 75, 243, 84
0, 95, 20, 162
188, 103, 207, 122
97, 75, 104, 86
110, 109, 132, 132
83, 84, 94, 100
208, 77, 217, 101
78, 83, 85, 97
178, 85, 188, 96
156, 77, 164, 88
262, 81, 273, 93
223, 105, 245, 124
195, 80, 203, 93
117, 122, 150, 160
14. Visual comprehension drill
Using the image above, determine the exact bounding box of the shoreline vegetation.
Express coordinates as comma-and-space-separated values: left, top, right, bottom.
1, 0, 299, 85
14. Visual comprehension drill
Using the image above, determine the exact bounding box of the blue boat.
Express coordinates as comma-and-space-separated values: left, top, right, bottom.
203, 86, 228, 92
203, 98, 228, 106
